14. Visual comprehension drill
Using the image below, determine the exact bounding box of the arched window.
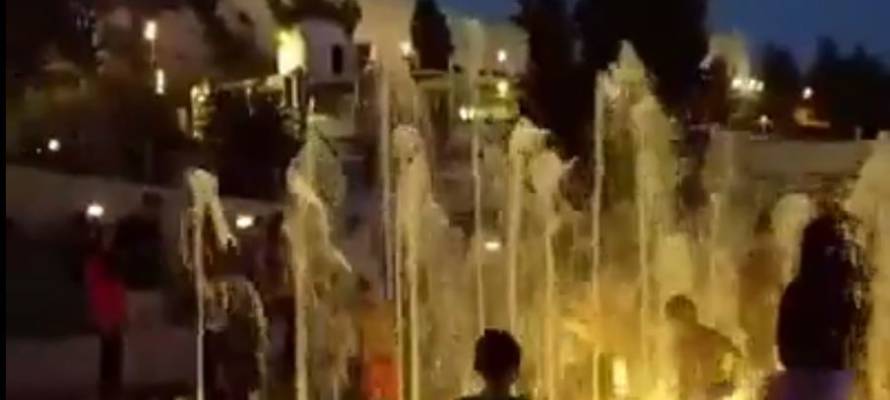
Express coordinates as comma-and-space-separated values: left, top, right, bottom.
331, 45, 344, 75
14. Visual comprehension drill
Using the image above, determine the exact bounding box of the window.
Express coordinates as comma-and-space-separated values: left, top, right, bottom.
331, 45, 344, 75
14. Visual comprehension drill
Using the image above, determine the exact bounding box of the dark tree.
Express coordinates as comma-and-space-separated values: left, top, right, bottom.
6, 0, 98, 92
760, 43, 802, 133
267, 0, 362, 34
514, 0, 591, 159
574, 0, 710, 111
411, 0, 454, 71
808, 38, 889, 138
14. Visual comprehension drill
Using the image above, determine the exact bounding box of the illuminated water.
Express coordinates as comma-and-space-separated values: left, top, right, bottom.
179, 42, 889, 400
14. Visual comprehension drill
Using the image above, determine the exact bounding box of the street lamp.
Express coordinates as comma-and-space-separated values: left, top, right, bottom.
235, 214, 255, 230
155, 68, 166, 95
47, 138, 61, 152
497, 49, 508, 64
802, 86, 814, 100
399, 40, 413, 59
86, 202, 105, 220
144, 20, 158, 64
496, 79, 510, 99
758, 114, 771, 134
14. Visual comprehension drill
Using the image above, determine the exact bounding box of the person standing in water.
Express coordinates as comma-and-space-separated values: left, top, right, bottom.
460, 330, 524, 400
665, 295, 740, 400
739, 212, 784, 372
766, 212, 869, 400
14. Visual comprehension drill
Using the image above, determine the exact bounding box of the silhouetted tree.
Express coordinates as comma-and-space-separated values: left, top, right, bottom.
267, 0, 362, 34
760, 43, 802, 133
574, 0, 709, 112
411, 0, 454, 71
6, 0, 98, 93
808, 38, 889, 138
514, 0, 591, 159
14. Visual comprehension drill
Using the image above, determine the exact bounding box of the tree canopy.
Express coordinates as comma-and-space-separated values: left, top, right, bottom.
411, 0, 454, 71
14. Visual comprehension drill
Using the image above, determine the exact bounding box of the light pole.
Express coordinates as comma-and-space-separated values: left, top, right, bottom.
143, 20, 158, 66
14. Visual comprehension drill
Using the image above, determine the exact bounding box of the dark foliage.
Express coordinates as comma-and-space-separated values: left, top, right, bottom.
6, 0, 98, 92
513, 0, 710, 160
760, 44, 802, 132
267, 0, 362, 34
513, 0, 592, 160
411, 0, 454, 71
808, 37, 890, 138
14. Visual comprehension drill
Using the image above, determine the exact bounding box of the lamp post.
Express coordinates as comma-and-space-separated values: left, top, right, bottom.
143, 20, 157, 66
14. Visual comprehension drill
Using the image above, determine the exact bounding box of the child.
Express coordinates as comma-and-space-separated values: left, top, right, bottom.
461, 330, 523, 400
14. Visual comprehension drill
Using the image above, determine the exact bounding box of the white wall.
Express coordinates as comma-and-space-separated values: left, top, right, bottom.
299, 18, 358, 84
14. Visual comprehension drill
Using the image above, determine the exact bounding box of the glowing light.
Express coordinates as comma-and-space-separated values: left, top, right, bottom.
277, 29, 307, 75
143, 20, 157, 42
154, 68, 165, 95
612, 357, 630, 398
47, 138, 61, 152
235, 214, 255, 230
497, 49, 508, 64
86, 203, 105, 219
484, 240, 502, 252
496, 80, 510, 98
731, 77, 743, 90
802, 86, 813, 100
459, 105, 476, 122
399, 40, 413, 58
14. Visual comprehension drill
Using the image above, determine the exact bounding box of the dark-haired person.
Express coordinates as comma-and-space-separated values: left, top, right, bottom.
461, 329, 524, 400
665, 295, 740, 400
766, 213, 869, 400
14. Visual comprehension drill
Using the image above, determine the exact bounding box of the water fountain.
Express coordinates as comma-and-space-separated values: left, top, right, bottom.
181, 169, 268, 400
177, 38, 890, 400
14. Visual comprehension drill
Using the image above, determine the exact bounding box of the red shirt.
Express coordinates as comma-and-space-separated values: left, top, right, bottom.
85, 254, 127, 333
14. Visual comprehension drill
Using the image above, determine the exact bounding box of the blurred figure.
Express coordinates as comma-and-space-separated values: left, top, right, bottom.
201, 215, 266, 400
766, 213, 868, 400
356, 278, 398, 400
665, 295, 739, 400
85, 224, 127, 399
738, 212, 783, 372
254, 212, 294, 380
310, 274, 357, 400
460, 329, 523, 400
114, 191, 164, 289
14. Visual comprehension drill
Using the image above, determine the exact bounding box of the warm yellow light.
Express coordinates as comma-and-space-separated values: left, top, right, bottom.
277, 29, 307, 75
155, 69, 165, 95
143, 20, 157, 42
399, 41, 413, 58
484, 240, 502, 252
497, 49, 508, 64
802, 86, 813, 100
47, 138, 61, 152
86, 203, 105, 219
612, 357, 630, 398
496, 79, 510, 98
235, 214, 255, 230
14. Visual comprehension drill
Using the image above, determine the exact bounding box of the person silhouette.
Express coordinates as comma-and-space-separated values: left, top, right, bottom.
461, 330, 524, 400
665, 295, 740, 400
766, 212, 869, 400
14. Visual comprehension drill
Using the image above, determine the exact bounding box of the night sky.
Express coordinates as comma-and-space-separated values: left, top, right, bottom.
442, 0, 890, 66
